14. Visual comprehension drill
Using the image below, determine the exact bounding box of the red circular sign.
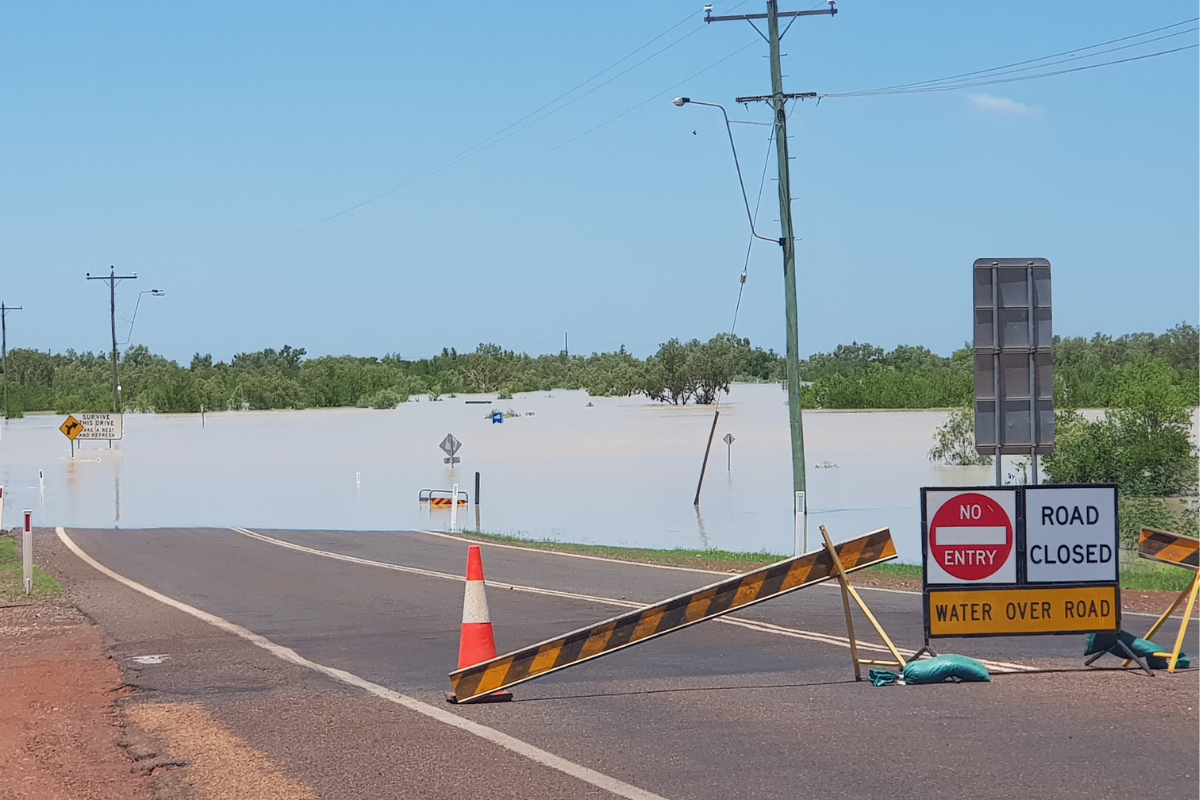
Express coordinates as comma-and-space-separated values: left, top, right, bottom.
929, 492, 1014, 581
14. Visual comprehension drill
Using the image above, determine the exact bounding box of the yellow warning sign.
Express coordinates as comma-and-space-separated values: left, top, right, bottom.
59, 415, 83, 441
928, 585, 1118, 637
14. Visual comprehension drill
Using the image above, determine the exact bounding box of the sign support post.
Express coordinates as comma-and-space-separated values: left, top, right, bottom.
820, 525, 905, 679
1128, 528, 1200, 673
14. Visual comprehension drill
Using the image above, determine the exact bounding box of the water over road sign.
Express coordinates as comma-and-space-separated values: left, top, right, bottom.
925, 489, 1017, 584
927, 585, 1118, 637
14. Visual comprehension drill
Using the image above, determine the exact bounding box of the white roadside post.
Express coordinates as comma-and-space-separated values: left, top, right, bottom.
794, 491, 807, 555
0, 485, 5, 532
22, 509, 32, 596
450, 482, 459, 533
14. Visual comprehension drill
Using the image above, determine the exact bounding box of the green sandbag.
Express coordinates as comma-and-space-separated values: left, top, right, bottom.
903, 654, 991, 684
1085, 631, 1190, 669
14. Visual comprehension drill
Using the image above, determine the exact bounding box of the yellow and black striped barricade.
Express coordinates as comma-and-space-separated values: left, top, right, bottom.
448, 527, 897, 704
1132, 528, 1200, 673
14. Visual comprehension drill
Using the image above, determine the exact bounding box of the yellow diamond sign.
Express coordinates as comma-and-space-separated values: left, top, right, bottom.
59, 415, 83, 441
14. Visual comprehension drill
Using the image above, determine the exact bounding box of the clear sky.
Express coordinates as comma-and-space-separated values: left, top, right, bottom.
2, 1, 1196, 364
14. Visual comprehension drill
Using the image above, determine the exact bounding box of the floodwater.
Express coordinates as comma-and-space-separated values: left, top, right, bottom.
0, 384, 999, 563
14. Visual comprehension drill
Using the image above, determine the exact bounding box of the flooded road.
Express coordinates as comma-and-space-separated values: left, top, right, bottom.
0, 384, 996, 562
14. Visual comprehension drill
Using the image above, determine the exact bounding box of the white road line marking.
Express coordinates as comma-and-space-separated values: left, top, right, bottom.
423, 529, 926, 597
233, 527, 1036, 673
424, 530, 1197, 624
419, 528, 724, 575
57, 527, 668, 800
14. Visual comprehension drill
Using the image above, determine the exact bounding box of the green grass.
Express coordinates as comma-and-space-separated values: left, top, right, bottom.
1119, 557, 1197, 592
460, 530, 1193, 592
460, 530, 923, 580
0, 537, 62, 601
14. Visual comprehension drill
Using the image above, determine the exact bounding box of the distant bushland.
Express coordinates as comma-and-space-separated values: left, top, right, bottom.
1, 324, 1194, 417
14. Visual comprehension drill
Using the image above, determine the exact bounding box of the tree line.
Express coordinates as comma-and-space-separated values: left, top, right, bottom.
1, 324, 1195, 417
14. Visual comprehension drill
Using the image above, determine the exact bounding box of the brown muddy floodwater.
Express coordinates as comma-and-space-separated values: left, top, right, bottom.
0, 384, 1002, 562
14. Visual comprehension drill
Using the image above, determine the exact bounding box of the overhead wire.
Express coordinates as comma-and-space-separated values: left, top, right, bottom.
177, 2, 751, 268
823, 18, 1198, 98
275, 37, 766, 256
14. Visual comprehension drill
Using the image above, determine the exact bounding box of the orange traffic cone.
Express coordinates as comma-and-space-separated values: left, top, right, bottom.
447, 545, 512, 703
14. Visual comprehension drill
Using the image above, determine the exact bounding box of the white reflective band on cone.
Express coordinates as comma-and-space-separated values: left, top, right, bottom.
462, 580, 491, 624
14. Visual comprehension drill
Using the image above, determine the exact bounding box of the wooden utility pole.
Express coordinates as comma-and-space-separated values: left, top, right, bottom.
706, 1, 835, 496
1, 301, 23, 419
87, 267, 137, 413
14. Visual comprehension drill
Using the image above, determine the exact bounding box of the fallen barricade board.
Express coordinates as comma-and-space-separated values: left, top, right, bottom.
449, 527, 897, 703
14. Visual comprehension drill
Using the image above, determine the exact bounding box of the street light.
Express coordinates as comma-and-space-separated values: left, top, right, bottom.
120, 289, 165, 345
673, 97, 776, 244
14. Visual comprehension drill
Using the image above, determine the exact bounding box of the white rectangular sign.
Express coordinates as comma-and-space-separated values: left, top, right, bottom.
1023, 486, 1118, 583
77, 413, 123, 440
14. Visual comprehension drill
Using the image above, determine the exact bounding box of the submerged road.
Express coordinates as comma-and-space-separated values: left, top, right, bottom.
47, 527, 1199, 799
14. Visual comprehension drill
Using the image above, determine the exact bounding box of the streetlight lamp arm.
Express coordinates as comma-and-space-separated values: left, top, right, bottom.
673, 97, 778, 245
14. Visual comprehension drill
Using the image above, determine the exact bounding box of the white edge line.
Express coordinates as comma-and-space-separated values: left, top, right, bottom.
234, 527, 1037, 674
419, 528, 727, 575
423, 528, 924, 595
57, 526, 668, 800
421, 529, 1197, 622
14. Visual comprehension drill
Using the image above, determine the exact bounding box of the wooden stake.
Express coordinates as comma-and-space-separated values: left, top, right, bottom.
820, 525, 907, 676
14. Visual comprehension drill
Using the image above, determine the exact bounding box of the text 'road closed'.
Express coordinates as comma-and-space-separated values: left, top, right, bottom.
927, 586, 1119, 637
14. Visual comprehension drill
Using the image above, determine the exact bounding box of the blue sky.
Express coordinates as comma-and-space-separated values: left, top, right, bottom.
2, 1, 1196, 364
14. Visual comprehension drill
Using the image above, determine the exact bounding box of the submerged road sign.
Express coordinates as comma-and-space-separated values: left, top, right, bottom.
449, 528, 897, 704
74, 413, 123, 440
59, 415, 83, 440
440, 433, 461, 464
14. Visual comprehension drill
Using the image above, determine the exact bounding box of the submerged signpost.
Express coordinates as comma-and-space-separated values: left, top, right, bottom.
59, 413, 123, 457
440, 433, 462, 466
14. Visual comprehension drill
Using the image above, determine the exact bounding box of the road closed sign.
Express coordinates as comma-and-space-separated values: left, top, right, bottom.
1024, 485, 1118, 583
923, 489, 1017, 584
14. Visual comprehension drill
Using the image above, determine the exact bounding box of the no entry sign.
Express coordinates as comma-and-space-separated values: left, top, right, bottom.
924, 489, 1017, 584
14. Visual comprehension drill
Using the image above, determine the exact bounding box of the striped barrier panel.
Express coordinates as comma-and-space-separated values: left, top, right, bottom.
429, 497, 468, 508
1135, 528, 1200, 674
448, 527, 897, 704
1140, 528, 1199, 570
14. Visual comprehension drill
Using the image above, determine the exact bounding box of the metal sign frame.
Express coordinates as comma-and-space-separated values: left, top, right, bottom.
921, 484, 1120, 639
972, 258, 1054, 486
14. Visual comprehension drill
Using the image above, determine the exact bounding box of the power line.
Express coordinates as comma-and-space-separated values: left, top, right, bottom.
179, 4, 750, 268
275, 37, 766, 256
824, 18, 1198, 98
825, 44, 1198, 98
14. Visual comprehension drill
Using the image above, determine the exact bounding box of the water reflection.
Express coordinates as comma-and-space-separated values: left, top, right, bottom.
693, 505, 709, 550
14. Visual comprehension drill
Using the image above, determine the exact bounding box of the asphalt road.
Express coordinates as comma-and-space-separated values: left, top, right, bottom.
46, 527, 1200, 799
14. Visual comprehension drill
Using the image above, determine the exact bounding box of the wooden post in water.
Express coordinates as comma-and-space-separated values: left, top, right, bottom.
693, 410, 720, 506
